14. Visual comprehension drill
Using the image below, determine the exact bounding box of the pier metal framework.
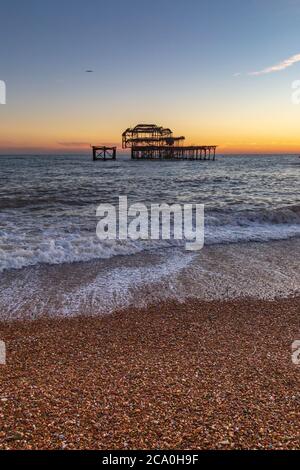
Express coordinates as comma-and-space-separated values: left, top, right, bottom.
122, 124, 217, 160
122, 124, 185, 148
92, 146, 117, 161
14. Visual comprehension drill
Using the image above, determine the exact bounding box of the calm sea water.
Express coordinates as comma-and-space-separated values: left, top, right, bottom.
0, 154, 299, 319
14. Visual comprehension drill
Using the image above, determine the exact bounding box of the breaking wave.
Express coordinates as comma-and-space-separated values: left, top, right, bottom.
207, 204, 300, 226
0, 154, 299, 273
0, 205, 299, 272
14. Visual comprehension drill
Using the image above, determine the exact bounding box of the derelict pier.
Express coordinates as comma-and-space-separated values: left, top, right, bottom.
122, 124, 217, 160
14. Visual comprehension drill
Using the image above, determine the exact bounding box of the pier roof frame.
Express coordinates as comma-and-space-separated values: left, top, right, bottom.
122, 123, 185, 148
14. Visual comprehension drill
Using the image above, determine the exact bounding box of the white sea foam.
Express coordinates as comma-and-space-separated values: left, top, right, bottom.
60, 251, 195, 316
0, 154, 299, 273
0, 240, 299, 321
0, 219, 299, 272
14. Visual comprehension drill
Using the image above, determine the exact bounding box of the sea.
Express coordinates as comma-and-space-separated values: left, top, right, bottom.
0, 153, 299, 320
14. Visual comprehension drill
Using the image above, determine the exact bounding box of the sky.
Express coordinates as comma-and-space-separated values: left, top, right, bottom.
1, 0, 300, 154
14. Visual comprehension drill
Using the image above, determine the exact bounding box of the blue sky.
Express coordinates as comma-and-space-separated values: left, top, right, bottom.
1, 0, 300, 153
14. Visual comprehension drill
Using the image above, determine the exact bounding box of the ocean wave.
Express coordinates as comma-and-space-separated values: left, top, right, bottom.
0, 219, 299, 272
1, 154, 299, 273
0, 237, 184, 272
207, 204, 300, 226
1, 240, 299, 321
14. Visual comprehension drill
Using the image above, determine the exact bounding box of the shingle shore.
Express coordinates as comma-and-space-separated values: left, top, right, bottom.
0, 298, 299, 449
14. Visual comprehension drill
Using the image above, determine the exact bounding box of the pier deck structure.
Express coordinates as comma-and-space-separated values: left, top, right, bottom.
92, 146, 116, 161
122, 124, 217, 160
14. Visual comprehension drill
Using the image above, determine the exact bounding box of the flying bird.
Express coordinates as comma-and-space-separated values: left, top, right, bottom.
85, 70, 94, 73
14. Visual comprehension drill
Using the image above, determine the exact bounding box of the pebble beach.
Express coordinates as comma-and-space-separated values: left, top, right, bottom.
0, 297, 299, 450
